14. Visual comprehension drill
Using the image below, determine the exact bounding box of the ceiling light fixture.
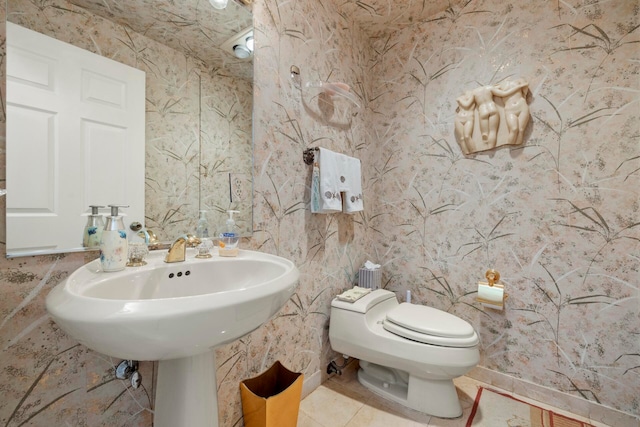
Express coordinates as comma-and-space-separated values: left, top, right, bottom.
209, 0, 228, 10
220, 27, 254, 60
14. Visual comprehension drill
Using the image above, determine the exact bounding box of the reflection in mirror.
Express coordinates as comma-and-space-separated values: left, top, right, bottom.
6, 0, 253, 257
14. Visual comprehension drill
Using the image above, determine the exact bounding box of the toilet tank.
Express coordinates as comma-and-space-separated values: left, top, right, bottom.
329, 289, 398, 357
330, 289, 396, 313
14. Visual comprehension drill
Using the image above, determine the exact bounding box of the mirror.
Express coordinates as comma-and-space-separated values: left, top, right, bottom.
6, 0, 253, 257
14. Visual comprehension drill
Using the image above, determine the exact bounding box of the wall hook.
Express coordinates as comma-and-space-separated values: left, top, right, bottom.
290, 65, 301, 89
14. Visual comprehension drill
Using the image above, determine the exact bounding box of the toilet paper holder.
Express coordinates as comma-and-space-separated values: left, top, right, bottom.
476, 269, 508, 308
485, 269, 500, 287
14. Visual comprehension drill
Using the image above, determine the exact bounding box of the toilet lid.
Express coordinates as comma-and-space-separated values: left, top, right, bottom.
383, 303, 478, 348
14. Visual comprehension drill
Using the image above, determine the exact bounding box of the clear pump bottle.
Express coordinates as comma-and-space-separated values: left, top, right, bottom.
218, 210, 240, 257
195, 210, 213, 258
196, 210, 210, 239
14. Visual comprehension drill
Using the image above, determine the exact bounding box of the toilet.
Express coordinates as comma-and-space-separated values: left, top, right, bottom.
329, 289, 480, 418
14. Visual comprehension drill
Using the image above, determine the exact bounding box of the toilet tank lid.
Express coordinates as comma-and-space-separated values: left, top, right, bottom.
386, 303, 476, 339
331, 289, 396, 313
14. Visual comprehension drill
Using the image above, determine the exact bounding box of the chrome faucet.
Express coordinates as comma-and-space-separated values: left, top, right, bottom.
164, 234, 201, 263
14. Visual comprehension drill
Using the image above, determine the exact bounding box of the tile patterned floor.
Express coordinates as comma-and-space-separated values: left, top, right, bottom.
299, 362, 611, 427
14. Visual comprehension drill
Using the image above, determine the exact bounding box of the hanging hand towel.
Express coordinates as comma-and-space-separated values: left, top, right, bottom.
310, 163, 322, 213
341, 155, 363, 214
315, 148, 342, 213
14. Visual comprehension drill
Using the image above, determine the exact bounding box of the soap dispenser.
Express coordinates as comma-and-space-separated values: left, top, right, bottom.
100, 205, 129, 272
218, 210, 240, 257
83, 205, 105, 248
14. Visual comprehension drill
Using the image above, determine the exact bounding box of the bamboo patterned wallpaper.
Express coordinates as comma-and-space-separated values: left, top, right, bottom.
1, 0, 638, 426
364, 0, 639, 417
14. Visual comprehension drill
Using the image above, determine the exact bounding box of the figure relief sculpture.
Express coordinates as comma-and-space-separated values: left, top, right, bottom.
453, 78, 531, 154
454, 91, 476, 154
491, 78, 530, 146
472, 85, 500, 148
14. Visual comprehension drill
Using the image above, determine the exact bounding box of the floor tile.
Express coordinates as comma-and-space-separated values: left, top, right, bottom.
364, 392, 432, 424
506, 390, 594, 425
299, 384, 364, 427
301, 364, 613, 427
425, 413, 468, 427
346, 404, 426, 427
326, 360, 432, 424
297, 411, 325, 427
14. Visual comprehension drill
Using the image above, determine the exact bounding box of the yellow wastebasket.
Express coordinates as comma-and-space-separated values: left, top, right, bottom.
240, 361, 304, 427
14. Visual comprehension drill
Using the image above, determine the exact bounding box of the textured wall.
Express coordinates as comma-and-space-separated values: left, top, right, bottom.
214, 0, 376, 423
364, 0, 639, 417
1, 0, 638, 426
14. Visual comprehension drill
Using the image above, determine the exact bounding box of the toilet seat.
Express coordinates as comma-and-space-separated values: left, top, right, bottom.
383, 303, 478, 348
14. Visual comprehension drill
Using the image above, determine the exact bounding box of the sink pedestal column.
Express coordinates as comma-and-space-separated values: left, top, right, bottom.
155, 351, 219, 427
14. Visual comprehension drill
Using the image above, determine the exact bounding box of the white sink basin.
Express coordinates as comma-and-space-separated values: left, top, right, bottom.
46, 248, 299, 427
46, 248, 299, 361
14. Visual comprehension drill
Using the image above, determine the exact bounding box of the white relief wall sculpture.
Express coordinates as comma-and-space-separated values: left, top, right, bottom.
493, 78, 530, 146
454, 90, 476, 153
472, 85, 500, 148
454, 78, 531, 154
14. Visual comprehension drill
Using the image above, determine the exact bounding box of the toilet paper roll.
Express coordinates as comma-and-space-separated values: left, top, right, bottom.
477, 282, 505, 310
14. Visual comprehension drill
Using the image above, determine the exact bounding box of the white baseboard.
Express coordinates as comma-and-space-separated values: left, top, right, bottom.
301, 369, 322, 400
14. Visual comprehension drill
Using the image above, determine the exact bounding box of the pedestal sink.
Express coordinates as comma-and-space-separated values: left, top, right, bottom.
45, 248, 299, 427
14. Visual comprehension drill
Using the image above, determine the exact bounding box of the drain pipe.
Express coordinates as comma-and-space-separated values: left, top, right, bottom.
115, 360, 142, 389
327, 355, 350, 376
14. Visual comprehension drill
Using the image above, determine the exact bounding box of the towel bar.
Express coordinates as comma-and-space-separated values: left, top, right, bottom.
303, 147, 319, 165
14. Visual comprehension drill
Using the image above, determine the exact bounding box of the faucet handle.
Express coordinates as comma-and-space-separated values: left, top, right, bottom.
144, 229, 159, 246
185, 234, 201, 248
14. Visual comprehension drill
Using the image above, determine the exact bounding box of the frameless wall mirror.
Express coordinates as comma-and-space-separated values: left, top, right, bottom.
6, 0, 254, 258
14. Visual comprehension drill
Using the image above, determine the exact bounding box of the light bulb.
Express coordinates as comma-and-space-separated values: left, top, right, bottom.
245, 35, 254, 52
233, 45, 251, 59
209, 0, 228, 10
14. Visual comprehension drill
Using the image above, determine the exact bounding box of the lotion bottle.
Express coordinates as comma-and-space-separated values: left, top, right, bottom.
83, 205, 105, 248
100, 205, 129, 272
218, 210, 240, 257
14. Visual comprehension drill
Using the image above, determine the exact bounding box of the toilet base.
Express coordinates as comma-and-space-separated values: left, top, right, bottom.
357, 362, 463, 418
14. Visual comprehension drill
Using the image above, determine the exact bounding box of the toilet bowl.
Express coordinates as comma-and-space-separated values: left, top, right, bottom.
329, 289, 479, 418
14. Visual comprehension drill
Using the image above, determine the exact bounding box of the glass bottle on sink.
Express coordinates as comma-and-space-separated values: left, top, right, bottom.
195, 210, 213, 258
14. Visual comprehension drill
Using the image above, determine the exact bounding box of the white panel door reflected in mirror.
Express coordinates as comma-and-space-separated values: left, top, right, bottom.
6, 0, 254, 255
7, 23, 145, 257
